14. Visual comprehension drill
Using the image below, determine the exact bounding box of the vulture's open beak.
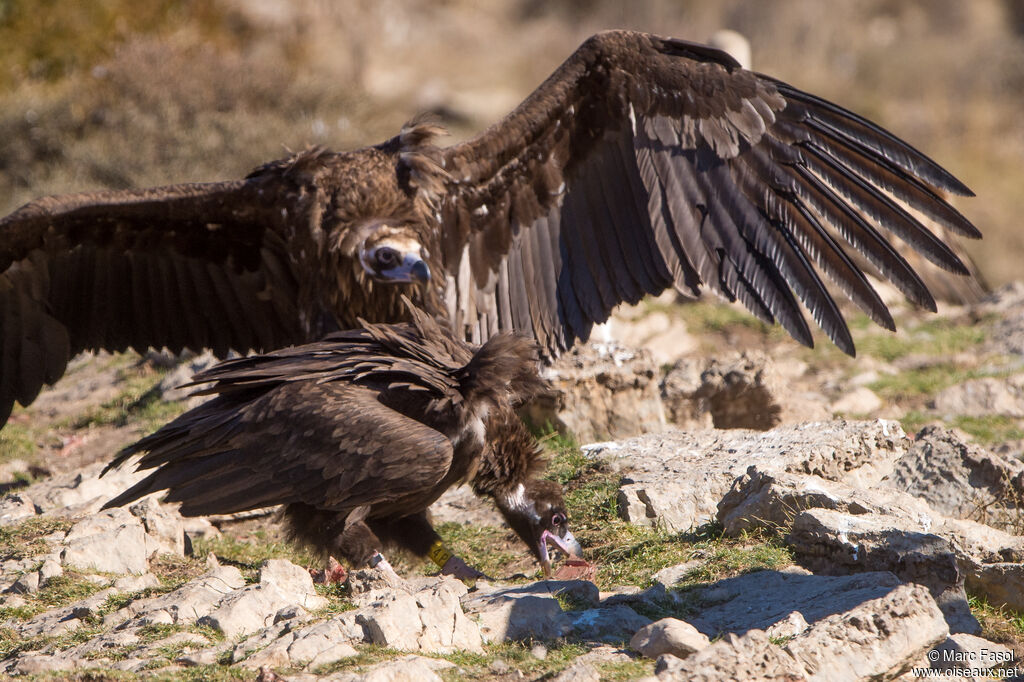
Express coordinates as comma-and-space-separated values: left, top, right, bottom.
538, 529, 583, 578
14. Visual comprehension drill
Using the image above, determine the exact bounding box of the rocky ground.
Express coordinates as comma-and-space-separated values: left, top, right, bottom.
1, 285, 1024, 681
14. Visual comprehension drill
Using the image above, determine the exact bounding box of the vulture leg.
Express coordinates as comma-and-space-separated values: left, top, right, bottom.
333, 510, 405, 585
283, 503, 399, 582
368, 511, 491, 581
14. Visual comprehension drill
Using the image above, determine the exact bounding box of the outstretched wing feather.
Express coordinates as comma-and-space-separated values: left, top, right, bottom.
441, 30, 980, 357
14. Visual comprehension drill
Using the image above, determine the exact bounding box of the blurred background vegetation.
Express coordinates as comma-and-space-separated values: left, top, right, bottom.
0, 0, 1020, 285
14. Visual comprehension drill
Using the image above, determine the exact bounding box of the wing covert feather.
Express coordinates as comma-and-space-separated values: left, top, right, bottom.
106, 383, 454, 517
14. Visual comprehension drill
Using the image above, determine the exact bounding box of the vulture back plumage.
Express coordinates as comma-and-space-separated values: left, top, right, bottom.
102, 303, 577, 575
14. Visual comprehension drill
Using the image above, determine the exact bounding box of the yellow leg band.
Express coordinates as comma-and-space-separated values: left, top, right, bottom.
428, 539, 452, 568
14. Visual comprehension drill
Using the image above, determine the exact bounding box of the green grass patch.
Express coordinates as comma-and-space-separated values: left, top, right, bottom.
854, 317, 987, 362
588, 524, 699, 589
312, 638, 589, 679
436, 640, 590, 680
900, 411, 1024, 446
428, 522, 523, 580
662, 299, 771, 335
313, 580, 358, 616
25, 667, 144, 681
94, 571, 198, 621
967, 594, 1024, 656
951, 415, 1024, 444
191, 531, 317, 581
0, 422, 36, 465
32, 572, 106, 609
0, 623, 106, 660
596, 658, 657, 680
69, 364, 187, 432
312, 645, 408, 675
78, 623, 220, 667
141, 665, 252, 681
899, 410, 937, 436
147, 552, 208, 590
674, 536, 794, 588
0, 570, 109, 621
867, 363, 1005, 404
0, 516, 73, 561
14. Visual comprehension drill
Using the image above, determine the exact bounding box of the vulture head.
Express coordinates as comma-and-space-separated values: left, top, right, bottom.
495, 477, 583, 577
357, 221, 431, 284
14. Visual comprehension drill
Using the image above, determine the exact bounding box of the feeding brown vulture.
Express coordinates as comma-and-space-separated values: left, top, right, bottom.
0, 30, 982, 425
103, 302, 582, 578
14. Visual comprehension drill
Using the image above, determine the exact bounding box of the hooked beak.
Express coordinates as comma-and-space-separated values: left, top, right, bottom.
380, 254, 431, 284
537, 529, 583, 578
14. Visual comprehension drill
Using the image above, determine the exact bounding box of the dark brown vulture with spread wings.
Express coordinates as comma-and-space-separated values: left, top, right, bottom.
0, 30, 981, 424
103, 303, 582, 578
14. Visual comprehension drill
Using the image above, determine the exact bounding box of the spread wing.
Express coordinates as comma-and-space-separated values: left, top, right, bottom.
0, 160, 319, 423
440, 30, 981, 357
104, 381, 453, 517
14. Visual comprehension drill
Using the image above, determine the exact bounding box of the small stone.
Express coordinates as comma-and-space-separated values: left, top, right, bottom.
932, 633, 1014, 671
129, 497, 186, 557
259, 559, 328, 611
630, 618, 710, 659
764, 611, 809, 640
0, 492, 38, 525
140, 609, 175, 626
12, 653, 74, 675
462, 582, 573, 643
1, 594, 26, 608
934, 375, 1024, 418
655, 630, 806, 679
9, 570, 40, 594
103, 608, 132, 627
113, 572, 161, 592
552, 662, 601, 682
654, 652, 685, 676
361, 657, 444, 682
274, 604, 310, 624
38, 558, 63, 586
177, 649, 224, 667
62, 508, 148, 575
570, 604, 652, 643
651, 561, 701, 588
530, 643, 548, 660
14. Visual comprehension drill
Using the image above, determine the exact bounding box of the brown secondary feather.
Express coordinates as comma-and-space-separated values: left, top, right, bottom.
0, 30, 983, 425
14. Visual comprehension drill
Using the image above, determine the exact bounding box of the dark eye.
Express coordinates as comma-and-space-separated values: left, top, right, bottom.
376, 247, 399, 268
551, 513, 566, 526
